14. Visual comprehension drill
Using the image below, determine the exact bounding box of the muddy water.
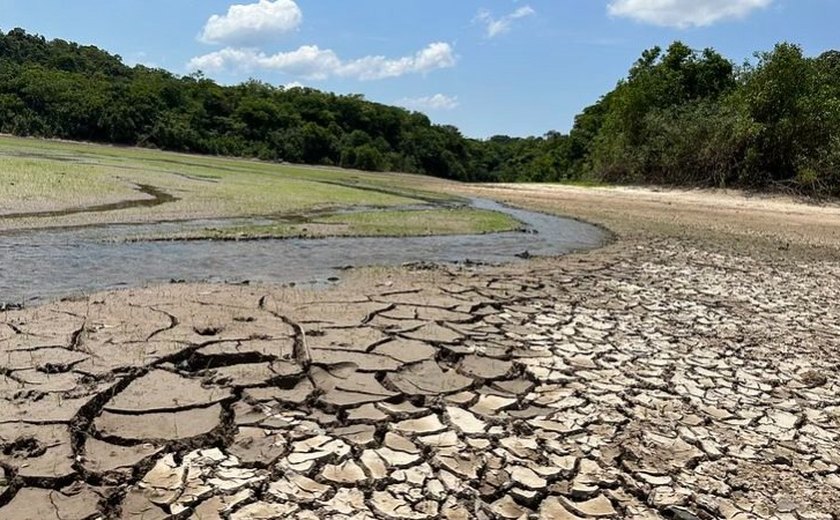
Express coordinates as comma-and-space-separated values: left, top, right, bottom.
0, 199, 607, 304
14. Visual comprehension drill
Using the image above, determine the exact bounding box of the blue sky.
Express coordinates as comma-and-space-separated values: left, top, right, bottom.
1, 1, 838, 137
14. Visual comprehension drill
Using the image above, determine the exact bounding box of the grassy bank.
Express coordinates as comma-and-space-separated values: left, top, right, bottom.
0, 136, 518, 237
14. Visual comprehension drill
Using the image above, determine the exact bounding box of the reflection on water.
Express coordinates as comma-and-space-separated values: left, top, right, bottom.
0, 199, 607, 304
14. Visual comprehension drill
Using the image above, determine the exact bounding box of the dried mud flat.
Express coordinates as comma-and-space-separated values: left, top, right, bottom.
2, 188, 840, 520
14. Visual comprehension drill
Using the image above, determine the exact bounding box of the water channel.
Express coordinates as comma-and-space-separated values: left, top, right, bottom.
0, 198, 608, 304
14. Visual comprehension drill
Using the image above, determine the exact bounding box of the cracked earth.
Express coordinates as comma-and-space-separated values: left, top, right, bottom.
1, 230, 839, 520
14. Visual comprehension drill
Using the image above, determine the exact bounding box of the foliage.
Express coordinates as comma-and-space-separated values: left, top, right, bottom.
566, 42, 840, 196
0, 29, 469, 179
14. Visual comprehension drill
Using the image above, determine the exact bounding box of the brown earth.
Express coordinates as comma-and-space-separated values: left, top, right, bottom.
1, 185, 839, 519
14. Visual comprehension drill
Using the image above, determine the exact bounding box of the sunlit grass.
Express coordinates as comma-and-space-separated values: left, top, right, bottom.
0, 136, 515, 239
0, 154, 138, 212
130, 208, 523, 241
0, 136, 454, 221
323, 208, 522, 236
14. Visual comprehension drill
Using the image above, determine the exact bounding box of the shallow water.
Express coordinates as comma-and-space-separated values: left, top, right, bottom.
0, 198, 607, 304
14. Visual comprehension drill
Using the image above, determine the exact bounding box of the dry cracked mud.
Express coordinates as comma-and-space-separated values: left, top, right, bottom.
1, 233, 839, 520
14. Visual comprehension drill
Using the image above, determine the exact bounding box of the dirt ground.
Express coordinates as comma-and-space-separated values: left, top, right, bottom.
468, 184, 840, 254
1, 185, 839, 519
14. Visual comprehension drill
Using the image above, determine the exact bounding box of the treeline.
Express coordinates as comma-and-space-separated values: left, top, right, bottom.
0, 29, 475, 180
477, 41, 840, 196
1, 28, 840, 195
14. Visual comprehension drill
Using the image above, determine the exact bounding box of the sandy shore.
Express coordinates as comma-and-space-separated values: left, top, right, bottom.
1, 185, 839, 519
470, 183, 840, 254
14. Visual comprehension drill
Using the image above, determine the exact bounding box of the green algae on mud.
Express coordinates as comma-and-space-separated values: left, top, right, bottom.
126, 207, 525, 242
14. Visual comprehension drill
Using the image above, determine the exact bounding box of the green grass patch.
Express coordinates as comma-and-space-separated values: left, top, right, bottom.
0, 136, 460, 223
0, 154, 139, 210
133, 208, 523, 241
321, 208, 522, 236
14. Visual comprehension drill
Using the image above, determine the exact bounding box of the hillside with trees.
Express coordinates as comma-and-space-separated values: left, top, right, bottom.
1, 29, 839, 195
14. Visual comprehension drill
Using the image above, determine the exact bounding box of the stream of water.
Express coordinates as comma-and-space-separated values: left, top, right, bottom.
0, 198, 607, 304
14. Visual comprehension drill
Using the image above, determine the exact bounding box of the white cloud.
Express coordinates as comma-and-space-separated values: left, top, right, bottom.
200, 0, 303, 45
396, 94, 460, 111
188, 42, 457, 81
282, 81, 305, 89
476, 6, 536, 38
608, 0, 772, 28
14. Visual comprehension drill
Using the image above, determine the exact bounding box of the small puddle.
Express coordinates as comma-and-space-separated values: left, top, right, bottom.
0, 198, 607, 304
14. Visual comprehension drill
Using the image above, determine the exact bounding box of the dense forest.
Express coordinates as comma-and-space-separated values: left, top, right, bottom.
1, 28, 839, 195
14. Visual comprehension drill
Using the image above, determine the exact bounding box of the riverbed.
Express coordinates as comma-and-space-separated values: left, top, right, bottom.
0, 198, 607, 304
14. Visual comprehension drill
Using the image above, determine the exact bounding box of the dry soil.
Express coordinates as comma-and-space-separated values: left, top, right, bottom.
1, 185, 839, 520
